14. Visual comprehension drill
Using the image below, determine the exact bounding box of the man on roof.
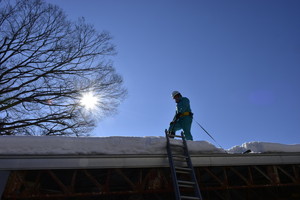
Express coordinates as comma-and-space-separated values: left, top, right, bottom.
168, 91, 193, 141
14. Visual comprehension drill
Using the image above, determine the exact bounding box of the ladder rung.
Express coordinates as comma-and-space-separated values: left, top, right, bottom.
174, 165, 189, 169
173, 155, 187, 159
174, 134, 183, 138
178, 184, 194, 188
176, 170, 190, 174
168, 134, 183, 138
175, 167, 192, 171
172, 156, 187, 162
172, 155, 187, 161
178, 180, 195, 185
181, 195, 201, 200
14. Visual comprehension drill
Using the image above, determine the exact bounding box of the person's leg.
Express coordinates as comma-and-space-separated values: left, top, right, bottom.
168, 121, 182, 136
182, 117, 193, 140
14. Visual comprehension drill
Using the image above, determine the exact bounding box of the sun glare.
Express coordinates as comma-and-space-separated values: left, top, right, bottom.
80, 92, 99, 110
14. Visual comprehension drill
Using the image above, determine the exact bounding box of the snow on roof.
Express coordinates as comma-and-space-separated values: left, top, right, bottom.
228, 141, 300, 153
0, 136, 221, 155
0, 136, 299, 155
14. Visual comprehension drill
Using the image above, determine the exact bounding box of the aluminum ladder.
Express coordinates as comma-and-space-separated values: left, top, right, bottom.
165, 130, 203, 200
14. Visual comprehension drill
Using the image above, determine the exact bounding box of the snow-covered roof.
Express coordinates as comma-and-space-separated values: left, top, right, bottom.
0, 136, 222, 155
0, 136, 300, 155
0, 136, 299, 170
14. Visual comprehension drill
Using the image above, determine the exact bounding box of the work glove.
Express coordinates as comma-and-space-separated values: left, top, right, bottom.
175, 113, 181, 119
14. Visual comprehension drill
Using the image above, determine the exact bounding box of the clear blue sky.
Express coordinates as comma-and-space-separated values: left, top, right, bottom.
45, 0, 300, 149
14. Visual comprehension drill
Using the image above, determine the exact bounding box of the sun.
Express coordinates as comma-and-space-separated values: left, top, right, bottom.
80, 91, 99, 110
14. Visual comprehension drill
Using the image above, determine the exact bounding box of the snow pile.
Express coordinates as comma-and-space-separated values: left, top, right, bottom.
0, 136, 299, 155
228, 141, 300, 154
0, 136, 222, 155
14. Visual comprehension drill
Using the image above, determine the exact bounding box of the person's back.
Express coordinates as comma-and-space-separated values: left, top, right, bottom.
176, 96, 192, 114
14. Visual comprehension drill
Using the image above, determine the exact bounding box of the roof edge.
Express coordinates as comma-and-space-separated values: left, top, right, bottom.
1, 153, 300, 170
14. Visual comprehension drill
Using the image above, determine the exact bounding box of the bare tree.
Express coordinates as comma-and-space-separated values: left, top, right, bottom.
0, 0, 127, 136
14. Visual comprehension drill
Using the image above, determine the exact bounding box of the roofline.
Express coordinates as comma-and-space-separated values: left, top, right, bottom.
1, 153, 300, 170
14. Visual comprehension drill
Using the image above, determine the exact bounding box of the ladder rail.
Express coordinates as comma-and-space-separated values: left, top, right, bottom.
181, 132, 203, 199
165, 130, 181, 200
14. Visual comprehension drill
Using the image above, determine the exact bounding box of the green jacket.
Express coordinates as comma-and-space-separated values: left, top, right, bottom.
176, 97, 192, 114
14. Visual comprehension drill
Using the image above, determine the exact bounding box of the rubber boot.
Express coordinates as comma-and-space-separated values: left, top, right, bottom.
169, 131, 175, 139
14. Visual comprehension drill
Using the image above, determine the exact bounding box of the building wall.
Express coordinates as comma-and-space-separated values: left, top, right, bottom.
1, 164, 300, 200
